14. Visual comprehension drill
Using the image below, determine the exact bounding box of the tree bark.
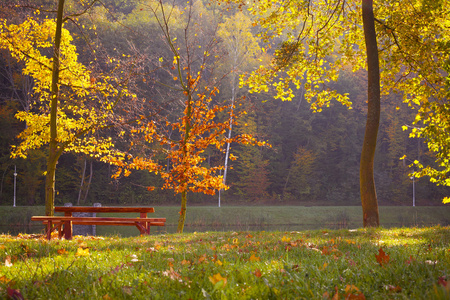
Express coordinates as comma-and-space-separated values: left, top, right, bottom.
177, 190, 187, 233
360, 0, 380, 227
77, 159, 87, 205
83, 160, 93, 203
45, 0, 65, 216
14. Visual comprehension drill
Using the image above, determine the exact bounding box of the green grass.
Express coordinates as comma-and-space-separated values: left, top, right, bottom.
1, 227, 450, 299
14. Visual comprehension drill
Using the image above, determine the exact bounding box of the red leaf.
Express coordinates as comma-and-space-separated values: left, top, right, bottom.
254, 269, 262, 278
7, 287, 24, 300
375, 247, 390, 266
438, 276, 448, 287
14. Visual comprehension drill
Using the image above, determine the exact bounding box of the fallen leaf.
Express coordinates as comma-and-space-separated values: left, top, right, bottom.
209, 273, 227, 287
5, 256, 12, 267
162, 267, 182, 282
254, 269, 262, 278
375, 247, 389, 266
57, 248, 68, 255
198, 254, 207, 263
7, 287, 24, 300
75, 247, 90, 257
345, 285, 360, 293
249, 253, 260, 262
438, 276, 448, 287
385, 284, 402, 293
281, 236, 291, 243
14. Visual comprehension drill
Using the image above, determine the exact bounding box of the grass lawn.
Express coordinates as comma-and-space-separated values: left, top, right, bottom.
1, 227, 450, 299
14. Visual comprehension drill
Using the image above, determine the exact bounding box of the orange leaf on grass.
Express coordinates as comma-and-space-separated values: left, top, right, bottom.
254, 269, 262, 278
57, 248, 68, 255
386, 285, 402, 293
249, 253, 260, 262
375, 247, 389, 266
344, 285, 366, 299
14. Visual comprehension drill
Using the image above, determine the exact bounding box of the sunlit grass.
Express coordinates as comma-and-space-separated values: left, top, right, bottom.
1, 227, 450, 299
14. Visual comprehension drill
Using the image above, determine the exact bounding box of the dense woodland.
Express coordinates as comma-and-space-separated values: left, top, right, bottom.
0, 0, 448, 208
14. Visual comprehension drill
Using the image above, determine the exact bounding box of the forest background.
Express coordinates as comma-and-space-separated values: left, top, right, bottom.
0, 0, 448, 208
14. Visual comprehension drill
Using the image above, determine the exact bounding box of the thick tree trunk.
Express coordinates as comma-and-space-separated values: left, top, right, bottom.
360, 0, 380, 227
45, 0, 65, 216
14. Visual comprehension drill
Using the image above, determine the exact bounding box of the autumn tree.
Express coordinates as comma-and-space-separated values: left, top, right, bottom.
219, 0, 450, 223
113, 0, 265, 232
0, 2, 134, 215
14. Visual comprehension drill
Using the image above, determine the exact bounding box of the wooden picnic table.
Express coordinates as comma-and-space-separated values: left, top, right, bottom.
32, 206, 165, 240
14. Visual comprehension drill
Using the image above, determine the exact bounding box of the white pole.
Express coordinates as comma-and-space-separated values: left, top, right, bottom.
412, 176, 415, 207
13, 165, 17, 207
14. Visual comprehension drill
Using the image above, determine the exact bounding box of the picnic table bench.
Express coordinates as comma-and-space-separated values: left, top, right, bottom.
31, 206, 166, 240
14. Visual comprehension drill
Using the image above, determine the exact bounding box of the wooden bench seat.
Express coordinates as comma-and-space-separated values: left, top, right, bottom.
31, 207, 166, 240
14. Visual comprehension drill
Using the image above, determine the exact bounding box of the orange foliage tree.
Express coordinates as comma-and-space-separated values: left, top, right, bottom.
113, 0, 266, 233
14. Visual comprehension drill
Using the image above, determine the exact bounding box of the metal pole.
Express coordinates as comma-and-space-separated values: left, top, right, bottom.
412, 176, 415, 207
13, 165, 17, 207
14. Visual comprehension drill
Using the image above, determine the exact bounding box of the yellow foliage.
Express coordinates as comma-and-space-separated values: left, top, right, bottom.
0, 17, 131, 164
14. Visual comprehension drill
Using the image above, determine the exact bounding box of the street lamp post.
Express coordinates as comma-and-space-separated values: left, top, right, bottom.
410, 176, 415, 207
13, 165, 17, 207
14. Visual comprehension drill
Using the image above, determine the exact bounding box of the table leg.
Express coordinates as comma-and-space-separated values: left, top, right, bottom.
64, 212, 73, 240
46, 220, 52, 240
140, 213, 149, 233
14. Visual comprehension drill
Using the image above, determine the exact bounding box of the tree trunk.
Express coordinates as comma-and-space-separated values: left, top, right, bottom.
83, 160, 93, 203
77, 159, 87, 205
220, 75, 236, 207
360, 0, 380, 227
45, 0, 65, 216
177, 190, 187, 233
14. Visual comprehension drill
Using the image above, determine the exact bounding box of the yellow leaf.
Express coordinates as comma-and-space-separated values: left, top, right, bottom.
75, 247, 90, 256
281, 236, 291, 243
209, 273, 227, 287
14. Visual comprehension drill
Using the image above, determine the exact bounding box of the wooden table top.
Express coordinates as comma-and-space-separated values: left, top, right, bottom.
54, 206, 155, 213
